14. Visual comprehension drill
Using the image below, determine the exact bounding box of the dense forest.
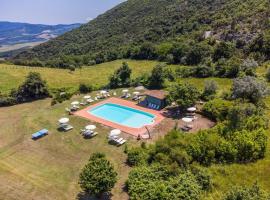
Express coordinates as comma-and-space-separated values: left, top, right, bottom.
13, 0, 270, 68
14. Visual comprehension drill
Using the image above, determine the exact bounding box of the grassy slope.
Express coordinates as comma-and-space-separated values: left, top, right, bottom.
0, 60, 161, 94
0, 60, 269, 199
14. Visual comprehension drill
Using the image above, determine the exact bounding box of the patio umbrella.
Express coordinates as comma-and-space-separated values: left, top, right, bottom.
122, 89, 129, 93
84, 95, 91, 99
182, 117, 193, 123
58, 118, 69, 124
109, 129, 121, 137
71, 101, 79, 105
187, 107, 196, 112
133, 91, 140, 95
85, 125, 96, 130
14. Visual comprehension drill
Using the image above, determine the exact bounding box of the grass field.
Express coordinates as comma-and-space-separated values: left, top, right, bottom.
0, 60, 162, 94
0, 60, 269, 200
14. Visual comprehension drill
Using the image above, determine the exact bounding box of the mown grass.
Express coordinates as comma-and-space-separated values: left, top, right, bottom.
0, 60, 269, 200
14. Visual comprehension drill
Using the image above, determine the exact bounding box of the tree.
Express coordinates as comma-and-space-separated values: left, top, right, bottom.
16, 72, 49, 103
79, 153, 117, 197
109, 62, 132, 88
231, 76, 269, 103
186, 43, 212, 65
79, 83, 92, 94
127, 165, 202, 200
202, 80, 218, 100
168, 82, 200, 108
224, 183, 270, 200
213, 42, 235, 62
241, 59, 258, 76
148, 64, 166, 89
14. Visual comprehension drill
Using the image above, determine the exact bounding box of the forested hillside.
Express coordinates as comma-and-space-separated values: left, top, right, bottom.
14, 0, 270, 68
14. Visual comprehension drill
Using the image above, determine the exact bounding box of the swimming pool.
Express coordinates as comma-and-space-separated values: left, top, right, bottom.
88, 103, 155, 128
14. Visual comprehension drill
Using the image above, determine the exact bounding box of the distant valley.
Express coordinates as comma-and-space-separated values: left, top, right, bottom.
0, 21, 81, 57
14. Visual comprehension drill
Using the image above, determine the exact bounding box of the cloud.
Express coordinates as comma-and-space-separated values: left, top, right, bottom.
85, 17, 93, 22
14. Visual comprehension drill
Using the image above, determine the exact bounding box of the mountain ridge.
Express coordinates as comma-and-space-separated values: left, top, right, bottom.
0, 21, 81, 46
14, 0, 270, 67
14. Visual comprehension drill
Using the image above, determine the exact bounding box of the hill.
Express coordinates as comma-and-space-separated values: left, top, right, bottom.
14, 0, 269, 67
0, 21, 81, 46
0, 21, 81, 58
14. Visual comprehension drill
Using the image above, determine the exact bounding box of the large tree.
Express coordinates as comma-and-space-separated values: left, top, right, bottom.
16, 72, 49, 102
168, 82, 200, 108
109, 62, 132, 88
148, 64, 166, 89
231, 76, 269, 103
79, 153, 117, 197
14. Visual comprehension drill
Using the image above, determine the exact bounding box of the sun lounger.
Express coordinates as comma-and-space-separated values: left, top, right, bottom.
60, 124, 73, 132
95, 97, 98, 101
80, 102, 87, 106
32, 129, 48, 140
83, 131, 98, 138
115, 138, 126, 145
87, 98, 94, 103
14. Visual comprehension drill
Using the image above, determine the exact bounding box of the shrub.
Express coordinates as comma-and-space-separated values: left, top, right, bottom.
202, 80, 218, 100
79, 153, 117, 197
213, 42, 235, 62
127, 147, 149, 166
79, 83, 93, 94
224, 183, 270, 200
0, 96, 17, 107
127, 165, 202, 200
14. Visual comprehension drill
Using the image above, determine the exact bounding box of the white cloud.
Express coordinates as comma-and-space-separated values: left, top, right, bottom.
85, 17, 93, 22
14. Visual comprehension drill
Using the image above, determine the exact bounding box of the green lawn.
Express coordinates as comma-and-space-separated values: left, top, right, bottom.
0, 60, 270, 200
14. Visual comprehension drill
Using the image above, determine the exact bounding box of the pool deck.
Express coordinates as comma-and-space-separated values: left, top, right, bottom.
74, 97, 165, 137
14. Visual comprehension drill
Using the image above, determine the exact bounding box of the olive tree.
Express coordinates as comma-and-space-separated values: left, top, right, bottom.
231, 76, 269, 103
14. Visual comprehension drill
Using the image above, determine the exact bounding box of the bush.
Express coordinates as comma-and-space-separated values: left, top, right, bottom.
194, 65, 213, 78
224, 183, 270, 200
127, 147, 149, 166
213, 42, 235, 62
79, 83, 93, 94
79, 153, 117, 197
127, 165, 202, 200
0, 95, 17, 107
51, 89, 73, 104
202, 80, 218, 100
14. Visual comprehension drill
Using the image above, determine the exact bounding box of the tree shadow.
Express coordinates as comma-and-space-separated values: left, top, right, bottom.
77, 192, 112, 200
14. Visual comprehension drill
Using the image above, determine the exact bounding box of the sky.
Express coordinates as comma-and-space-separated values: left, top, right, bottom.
0, 0, 126, 25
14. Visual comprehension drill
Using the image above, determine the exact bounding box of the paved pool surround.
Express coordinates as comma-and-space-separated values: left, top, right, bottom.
74, 97, 164, 137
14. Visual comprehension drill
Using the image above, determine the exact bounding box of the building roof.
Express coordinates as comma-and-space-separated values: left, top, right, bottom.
143, 90, 167, 100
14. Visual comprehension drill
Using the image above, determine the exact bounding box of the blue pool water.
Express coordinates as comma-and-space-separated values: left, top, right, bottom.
88, 103, 155, 128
